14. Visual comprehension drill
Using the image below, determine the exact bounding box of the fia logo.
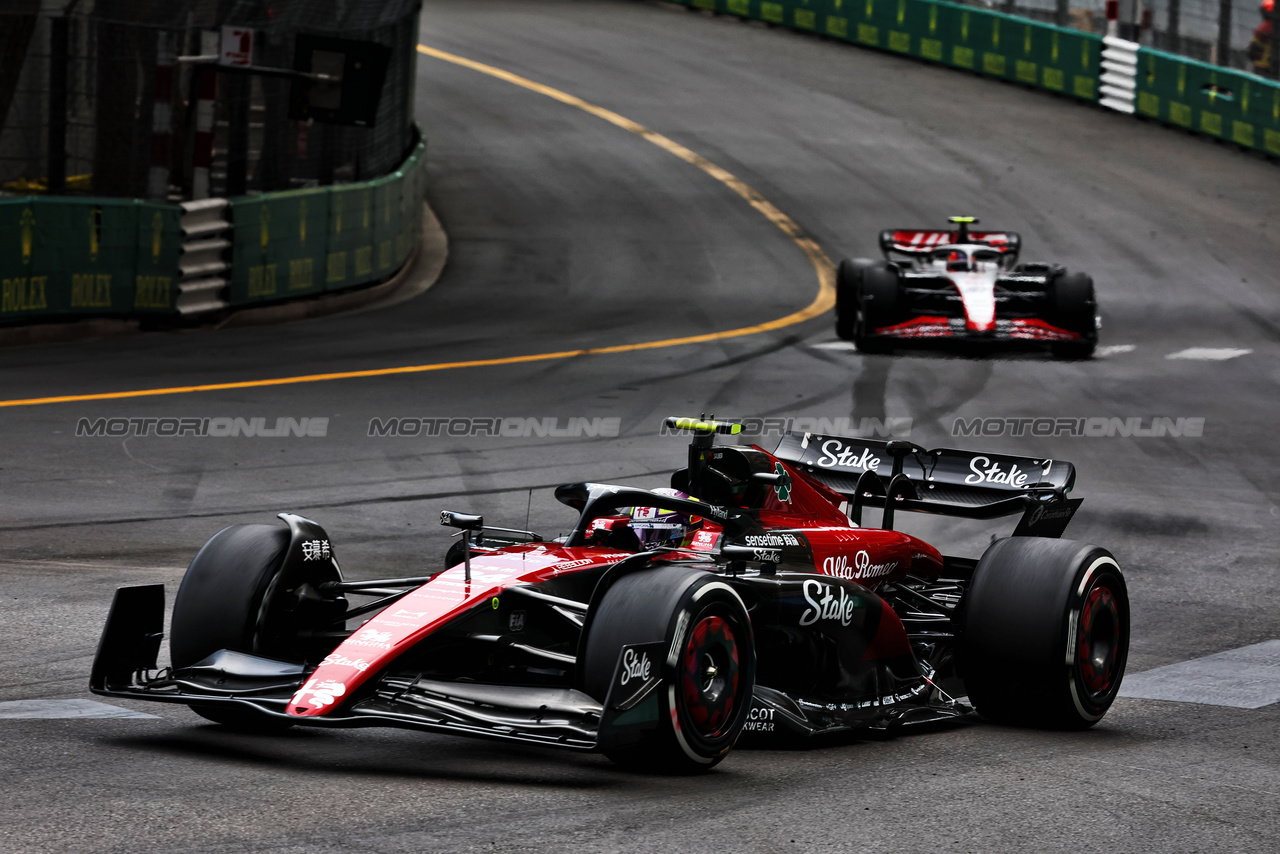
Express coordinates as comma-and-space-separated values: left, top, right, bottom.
509, 610, 526, 632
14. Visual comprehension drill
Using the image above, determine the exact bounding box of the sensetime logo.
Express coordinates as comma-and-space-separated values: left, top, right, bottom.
76, 416, 329, 437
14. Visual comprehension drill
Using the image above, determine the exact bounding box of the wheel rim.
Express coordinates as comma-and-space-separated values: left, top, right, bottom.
681, 615, 740, 739
1077, 582, 1121, 697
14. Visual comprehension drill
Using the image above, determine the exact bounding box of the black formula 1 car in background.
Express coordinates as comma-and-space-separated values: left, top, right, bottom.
91, 417, 1128, 773
834, 217, 1099, 358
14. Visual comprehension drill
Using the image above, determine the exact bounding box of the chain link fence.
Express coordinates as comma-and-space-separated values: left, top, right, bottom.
973, 0, 1278, 76
0, 0, 422, 200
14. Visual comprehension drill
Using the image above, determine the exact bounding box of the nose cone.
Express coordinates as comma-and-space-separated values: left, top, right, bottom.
952, 273, 996, 332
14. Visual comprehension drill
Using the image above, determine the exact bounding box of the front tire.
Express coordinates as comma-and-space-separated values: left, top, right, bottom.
1049, 272, 1097, 359
583, 566, 755, 773
853, 263, 900, 354
171, 523, 345, 731
834, 258, 868, 340
960, 537, 1128, 728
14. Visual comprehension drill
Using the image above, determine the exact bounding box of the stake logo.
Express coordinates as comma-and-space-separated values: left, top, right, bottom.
799, 579, 861, 627
816, 440, 882, 471
619, 647, 653, 686
319, 654, 371, 672
964, 456, 1031, 487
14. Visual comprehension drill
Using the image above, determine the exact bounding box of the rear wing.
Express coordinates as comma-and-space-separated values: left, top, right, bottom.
879, 229, 1021, 260
773, 432, 1080, 537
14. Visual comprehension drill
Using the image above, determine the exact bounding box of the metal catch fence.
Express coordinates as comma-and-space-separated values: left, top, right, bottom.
973, 0, 1279, 75
0, 0, 422, 201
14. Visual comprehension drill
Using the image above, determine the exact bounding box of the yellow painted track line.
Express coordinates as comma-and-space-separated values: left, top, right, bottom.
0, 46, 835, 409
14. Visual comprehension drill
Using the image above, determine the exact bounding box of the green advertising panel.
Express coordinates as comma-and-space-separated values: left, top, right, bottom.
324, 184, 378, 292
370, 170, 407, 280
54, 199, 139, 315
2, 127, 425, 324
670, 0, 1280, 150
274, 188, 332, 299
228, 188, 330, 305
400, 139, 428, 266
1135, 48, 1280, 156
0, 197, 166, 320
133, 204, 183, 313
0, 199, 48, 320
224, 133, 425, 305
667, 0, 1102, 102
228, 195, 273, 305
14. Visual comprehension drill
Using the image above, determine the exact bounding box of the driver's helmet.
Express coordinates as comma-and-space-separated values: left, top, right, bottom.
627, 487, 698, 548
946, 250, 970, 272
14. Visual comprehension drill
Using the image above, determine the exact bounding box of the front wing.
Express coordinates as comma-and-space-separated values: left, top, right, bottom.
872, 315, 1083, 342
90, 584, 970, 751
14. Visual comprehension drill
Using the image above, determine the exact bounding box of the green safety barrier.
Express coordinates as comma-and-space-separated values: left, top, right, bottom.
0, 196, 183, 322
676, 0, 1280, 156
230, 186, 331, 304
229, 133, 427, 304
1134, 47, 1280, 156
134, 205, 184, 313
677, 0, 1100, 102
1, 130, 427, 323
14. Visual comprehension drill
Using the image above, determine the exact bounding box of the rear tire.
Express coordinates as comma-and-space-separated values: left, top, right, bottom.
583, 566, 755, 773
960, 537, 1128, 729
1049, 272, 1097, 359
171, 523, 345, 731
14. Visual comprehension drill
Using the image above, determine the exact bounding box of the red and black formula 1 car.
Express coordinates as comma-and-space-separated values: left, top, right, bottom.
91, 417, 1128, 773
834, 217, 1099, 358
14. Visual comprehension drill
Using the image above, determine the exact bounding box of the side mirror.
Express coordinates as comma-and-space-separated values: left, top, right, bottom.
440, 511, 483, 583
440, 510, 483, 531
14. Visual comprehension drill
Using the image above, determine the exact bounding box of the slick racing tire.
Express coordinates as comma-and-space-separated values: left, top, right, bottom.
835, 258, 870, 340
1048, 272, 1097, 359
853, 263, 899, 355
960, 537, 1129, 729
582, 565, 755, 773
171, 523, 344, 731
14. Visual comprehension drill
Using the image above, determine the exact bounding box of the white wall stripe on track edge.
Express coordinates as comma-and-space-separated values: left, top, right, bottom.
0, 699, 159, 719
1119, 640, 1280, 709
1166, 347, 1252, 360
1096, 344, 1136, 356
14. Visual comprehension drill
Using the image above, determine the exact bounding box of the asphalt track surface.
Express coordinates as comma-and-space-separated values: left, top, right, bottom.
2, 1, 1279, 851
